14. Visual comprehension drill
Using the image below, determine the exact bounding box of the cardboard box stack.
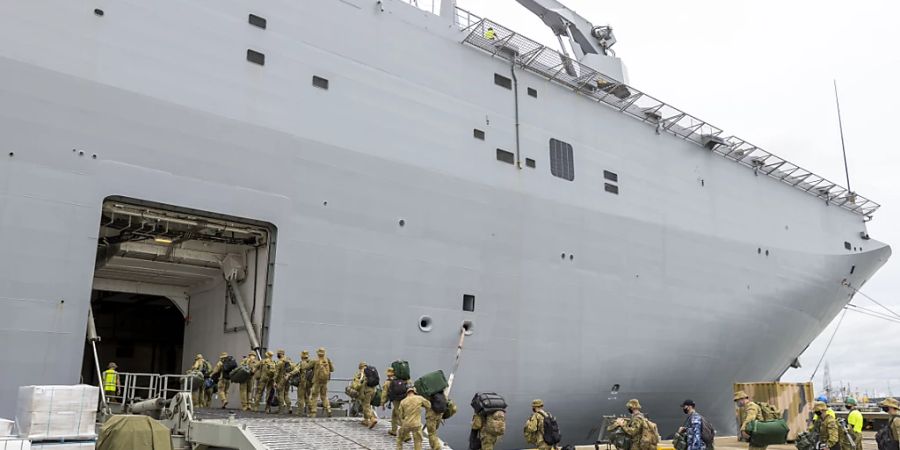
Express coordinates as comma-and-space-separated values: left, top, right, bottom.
15, 386, 97, 442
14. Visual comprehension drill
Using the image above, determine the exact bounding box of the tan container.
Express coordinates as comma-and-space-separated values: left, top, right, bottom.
733, 382, 814, 442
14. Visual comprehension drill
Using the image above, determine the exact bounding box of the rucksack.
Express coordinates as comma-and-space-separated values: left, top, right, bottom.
443, 399, 458, 419
471, 392, 507, 414
611, 428, 633, 450
229, 364, 253, 384
484, 410, 506, 435
222, 356, 237, 379
389, 379, 408, 402
364, 366, 380, 387
201, 361, 212, 377
541, 411, 561, 445
876, 417, 899, 450
757, 402, 782, 421
796, 431, 818, 450
392, 360, 411, 381
700, 415, 716, 447
469, 429, 483, 450
289, 372, 301, 387
371, 385, 383, 407
314, 358, 333, 383
431, 392, 448, 414
639, 416, 660, 450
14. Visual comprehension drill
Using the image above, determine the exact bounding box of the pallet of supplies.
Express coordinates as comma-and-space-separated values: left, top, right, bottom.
0, 419, 13, 437
15, 385, 98, 441
31, 443, 95, 450
0, 439, 31, 450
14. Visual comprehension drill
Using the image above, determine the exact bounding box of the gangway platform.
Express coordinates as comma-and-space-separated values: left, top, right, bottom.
186, 409, 454, 450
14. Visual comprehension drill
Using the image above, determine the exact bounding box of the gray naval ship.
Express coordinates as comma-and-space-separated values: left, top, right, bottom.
0, 0, 890, 447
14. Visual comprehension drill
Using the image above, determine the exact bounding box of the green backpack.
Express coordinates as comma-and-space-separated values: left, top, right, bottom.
371, 385, 383, 407
757, 402, 782, 421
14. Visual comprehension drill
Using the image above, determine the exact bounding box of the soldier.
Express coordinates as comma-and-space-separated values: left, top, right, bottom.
525, 399, 560, 450
239, 353, 258, 411
102, 362, 120, 403
814, 402, 839, 450
678, 399, 707, 450
191, 354, 213, 408
210, 352, 234, 409
288, 351, 314, 417
735, 391, 767, 450
274, 349, 293, 414
311, 347, 335, 417
472, 409, 506, 450
356, 362, 378, 428
425, 395, 445, 450
879, 398, 900, 441
253, 350, 277, 413
396, 386, 431, 450
612, 399, 647, 450
844, 398, 863, 450
382, 367, 404, 436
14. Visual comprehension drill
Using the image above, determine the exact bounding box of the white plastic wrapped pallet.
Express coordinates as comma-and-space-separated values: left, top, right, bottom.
15, 386, 97, 441
0, 419, 13, 437
30, 443, 94, 449
0, 439, 32, 450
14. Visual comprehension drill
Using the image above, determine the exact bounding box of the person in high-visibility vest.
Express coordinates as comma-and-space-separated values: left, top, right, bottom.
844, 398, 864, 450
103, 362, 120, 402
484, 27, 497, 41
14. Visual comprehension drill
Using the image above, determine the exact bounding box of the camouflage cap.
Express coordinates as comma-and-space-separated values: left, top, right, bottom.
733, 390, 749, 401
316, 347, 326, 355
265, 350, 274, 357
108, 362, 118, 369
220, 352, 228, 358
359, 361, 367, 369
195, 354, 203, 360
626, 399, 642, 410
845, 398, 858, 406
407, 386, 417, 393
532, 399, 544, 408
813, 401, 828, 412
301, 351, 309, 358
277, 349, 285, 355
880, 398, 900, 409
386, 367, 395, 374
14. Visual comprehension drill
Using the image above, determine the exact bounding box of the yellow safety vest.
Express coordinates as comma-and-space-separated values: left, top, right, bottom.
847, 409, 864, 433
103, 369, 117, 392
485, 29, 496, 40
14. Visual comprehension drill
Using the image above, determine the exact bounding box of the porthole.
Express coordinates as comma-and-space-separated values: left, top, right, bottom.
610, 384, 620, 394
418, 315, 433, 332
462, 320, 474, 336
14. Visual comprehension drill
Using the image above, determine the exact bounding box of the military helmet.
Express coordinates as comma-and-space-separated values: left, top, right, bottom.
845, 398, 858, 406
265, 350, 274, 357
813, 401, 828, 413
733, 390, 749, 401
277, 349, 285, 355
626, 399, 642, 410
195, 354, 203, 360
880, 398, 900, 409
316, 347, 326, 355
386, 367, 395, 375
220, 351, 228, 358
108, 362, 118, 369
532, 399, 544, 408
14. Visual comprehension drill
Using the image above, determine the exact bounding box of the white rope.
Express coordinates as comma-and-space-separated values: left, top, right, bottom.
809, 308, 848, 382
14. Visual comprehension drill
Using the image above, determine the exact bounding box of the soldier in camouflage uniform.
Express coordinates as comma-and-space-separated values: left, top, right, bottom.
238, 352, 258, 411
209, 352, 232, 409
190, 354, 212, 408
253, 350, 277, 413
311, 347, 334, 417
381, 367, 404, 436
879, 398, 900, 441
472, 409, 506, 450
524, 399, 555, 450
288, 350, 314, 416
397, 386, 431, 450
735, 391, 767, 450
355, 361, 378, 428
274, 349, 293, 414
813, 401, 839, 450
612, 399, 647, 450
425, 396, 444, 450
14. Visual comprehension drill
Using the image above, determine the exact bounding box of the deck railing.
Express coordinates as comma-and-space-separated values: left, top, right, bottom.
459, 15, 880, 218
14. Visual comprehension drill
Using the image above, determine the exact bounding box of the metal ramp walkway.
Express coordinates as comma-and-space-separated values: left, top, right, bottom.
190, 410, 453, 450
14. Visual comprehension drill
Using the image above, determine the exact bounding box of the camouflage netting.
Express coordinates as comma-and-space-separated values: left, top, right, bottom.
97, 415, 173, 450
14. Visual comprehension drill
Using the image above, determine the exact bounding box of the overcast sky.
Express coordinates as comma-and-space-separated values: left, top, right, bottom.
452, 0, 900, 398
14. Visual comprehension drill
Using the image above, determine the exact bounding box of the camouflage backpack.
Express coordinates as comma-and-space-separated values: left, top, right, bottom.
757, 402, 782, 421
314, 358, 333, 383
485, 410, 506, 436
639, 416, 660, 450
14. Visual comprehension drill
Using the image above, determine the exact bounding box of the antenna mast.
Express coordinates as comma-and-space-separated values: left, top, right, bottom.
834, 80, 852, 192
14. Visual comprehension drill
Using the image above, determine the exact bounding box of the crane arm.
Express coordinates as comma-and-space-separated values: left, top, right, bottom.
513, 0, 616, 56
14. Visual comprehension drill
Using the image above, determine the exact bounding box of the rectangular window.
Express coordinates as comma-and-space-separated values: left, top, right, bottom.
527, 87, 538, 98
473, 129, 485, 140
605, 183, 619, 195
496, 149, 514, 164
246, 49, 265, 65
463, 295, 475, 312
312, 76, 329, 90
248, 14, 267, 29
494, 73, 512, 90
525, 158, 536, 168
604, 170, 618, 182
549, 139, 574, 181
844, 241, 851, 250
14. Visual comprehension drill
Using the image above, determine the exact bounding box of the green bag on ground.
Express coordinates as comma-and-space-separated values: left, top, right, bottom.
414, 370, 448, 397
796, 431, 818, 450
392, 360, 411, 380
748, 419, 790, 447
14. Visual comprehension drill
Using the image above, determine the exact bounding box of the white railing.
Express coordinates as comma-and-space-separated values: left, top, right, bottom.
459, 16, 880, 218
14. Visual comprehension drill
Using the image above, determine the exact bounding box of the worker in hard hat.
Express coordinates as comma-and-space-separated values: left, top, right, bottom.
103, 362, 120, 402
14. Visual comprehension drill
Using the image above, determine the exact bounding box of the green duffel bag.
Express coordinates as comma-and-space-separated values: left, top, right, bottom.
392, 361, 411, 381
748, 419, 789, 447
229, 365, 253, 384
795, 431, 818, 450
414, 370, 448, 397
673, 431, 688, 450
184, 370, 204, 392
371, 385, 383, 407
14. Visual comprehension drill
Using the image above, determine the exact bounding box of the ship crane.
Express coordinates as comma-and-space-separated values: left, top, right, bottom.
513, 0, 616, 57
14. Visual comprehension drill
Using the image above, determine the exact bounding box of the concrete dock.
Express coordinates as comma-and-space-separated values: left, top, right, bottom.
548, 433, 879, 450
